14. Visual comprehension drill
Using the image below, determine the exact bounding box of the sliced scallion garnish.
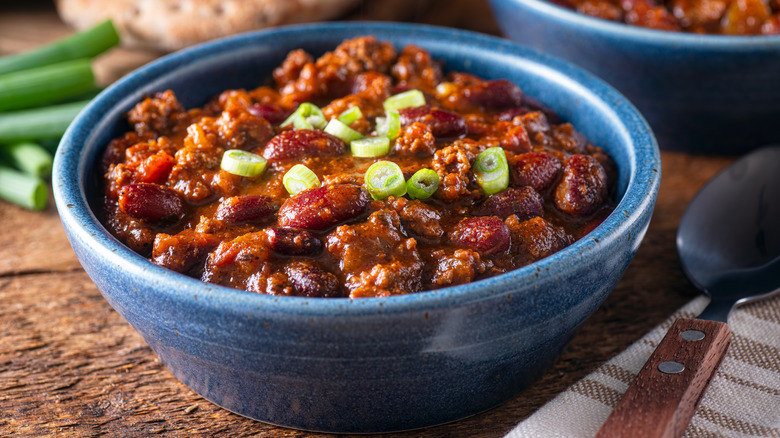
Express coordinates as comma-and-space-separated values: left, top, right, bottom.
281, 102, 327, 130
383, 89, 426, 111
473, 147, 509, 195
364, 160, 406, 200
376, 109, 400, 140
337, 106, 363, 125
324, 118, 363, 144
350, 136, 390, 158
283, 164, 320, 195
220, 149, 267, 177
406, 168, 440, 200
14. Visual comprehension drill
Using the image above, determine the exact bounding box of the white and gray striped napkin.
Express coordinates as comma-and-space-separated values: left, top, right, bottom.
508, 294, 780, 437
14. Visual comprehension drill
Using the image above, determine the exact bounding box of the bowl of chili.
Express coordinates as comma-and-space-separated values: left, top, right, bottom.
53, 22, 660, 433
489, 0, 780, 154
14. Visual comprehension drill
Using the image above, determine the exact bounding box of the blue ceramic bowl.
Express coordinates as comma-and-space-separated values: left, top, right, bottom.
53, 23, 660, 433
489, 0, 780, 155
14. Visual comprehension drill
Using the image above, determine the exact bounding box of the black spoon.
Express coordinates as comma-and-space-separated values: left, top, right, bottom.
596, 146, 780, 438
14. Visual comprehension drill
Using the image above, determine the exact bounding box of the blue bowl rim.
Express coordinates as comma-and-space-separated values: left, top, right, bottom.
53, 21, 661, 318
494, 0, 780, 48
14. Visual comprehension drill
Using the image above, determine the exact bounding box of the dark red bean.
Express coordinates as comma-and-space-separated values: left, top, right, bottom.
278, 184, 369, 231
472, 187, 543, 221
554, 154, 608, 216
399, 105, 467, 139
118, 183, 184, 223
450, 216, 510, 255
247, 103, 290, 125
467, 79, 523, 111
497, 107, 530, 121
285, 262, 342, 298
512, 152, 563, 192
263, 129, 346, 161
265, 227, 322, 256
215, 195, 275, 225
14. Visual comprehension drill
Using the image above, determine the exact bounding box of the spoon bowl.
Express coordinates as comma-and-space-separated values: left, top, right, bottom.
597, 146, 780, 437
678, 146, 780, 321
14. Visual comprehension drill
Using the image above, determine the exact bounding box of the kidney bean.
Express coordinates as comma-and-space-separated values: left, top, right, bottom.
285, 262, 342, 298
118, 183, 184, 223
278, 184, 369, 231
265, 227, 322, 256
247, 103, 290, 125
263, 129, 346, 161
554, 154, 608, 216
399, 105, 467, 139
472, 187, 543, 221
512, 152, 563, 192
497, 107, 530, 122
467, 79, 523, 111
215, 195, 275, 225
450, 216, 510, 255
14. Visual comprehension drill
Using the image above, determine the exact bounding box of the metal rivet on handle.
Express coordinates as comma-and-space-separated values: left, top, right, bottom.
658, 361, 685, 374
681, 330, 705, 341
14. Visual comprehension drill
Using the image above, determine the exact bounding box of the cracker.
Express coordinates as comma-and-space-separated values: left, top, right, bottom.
55, 0, 361, 51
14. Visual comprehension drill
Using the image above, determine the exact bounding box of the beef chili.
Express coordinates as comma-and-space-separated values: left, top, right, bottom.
99, 36, 617, 299
553, 0, 780, 34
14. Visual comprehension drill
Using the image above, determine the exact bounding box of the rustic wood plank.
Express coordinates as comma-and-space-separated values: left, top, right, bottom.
0, 200, 81, 275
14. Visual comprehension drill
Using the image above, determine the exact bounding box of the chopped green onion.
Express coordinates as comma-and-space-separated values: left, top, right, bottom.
220, 149, 267, 177
376, 109, 401, 140
0, 59, 95, 112
281, 102, 327, 130
351, 136, 390, 158
324, 119, 363, 144
0, 100, 90, 143
364, 160, 406, 200
283, 164, 320, 195
1, 142, 53, 178
383, 89, 426, 111
0, 19, 120, 75
473, 147, 509, 195
0, 165, 47, 210
337, 106, 363, 125
406, 169, 440, 200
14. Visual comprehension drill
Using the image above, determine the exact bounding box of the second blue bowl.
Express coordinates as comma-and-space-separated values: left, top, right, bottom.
490, 0, 780, 154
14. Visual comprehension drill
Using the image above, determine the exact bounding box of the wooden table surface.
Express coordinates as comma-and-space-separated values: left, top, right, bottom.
0, 1, 736, 436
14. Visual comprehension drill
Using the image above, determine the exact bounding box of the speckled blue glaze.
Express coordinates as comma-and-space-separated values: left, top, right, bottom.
53, 23, 660, 433
489, 0, 780, 155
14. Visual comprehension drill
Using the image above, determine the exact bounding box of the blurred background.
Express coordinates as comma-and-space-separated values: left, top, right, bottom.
1, 0, 500, 86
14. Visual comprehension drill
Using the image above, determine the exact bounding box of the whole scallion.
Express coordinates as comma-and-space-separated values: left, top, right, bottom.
0, 59, 95, 111
0, 99, 90, 144
0, 19, 120, 75
0, 165, 47, 210
1, 142, 53, 178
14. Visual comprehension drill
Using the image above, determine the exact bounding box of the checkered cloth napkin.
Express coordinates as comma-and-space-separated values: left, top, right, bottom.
507, 294, 780, 437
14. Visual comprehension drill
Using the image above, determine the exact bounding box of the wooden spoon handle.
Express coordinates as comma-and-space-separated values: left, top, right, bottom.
595, 318, 731, 438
